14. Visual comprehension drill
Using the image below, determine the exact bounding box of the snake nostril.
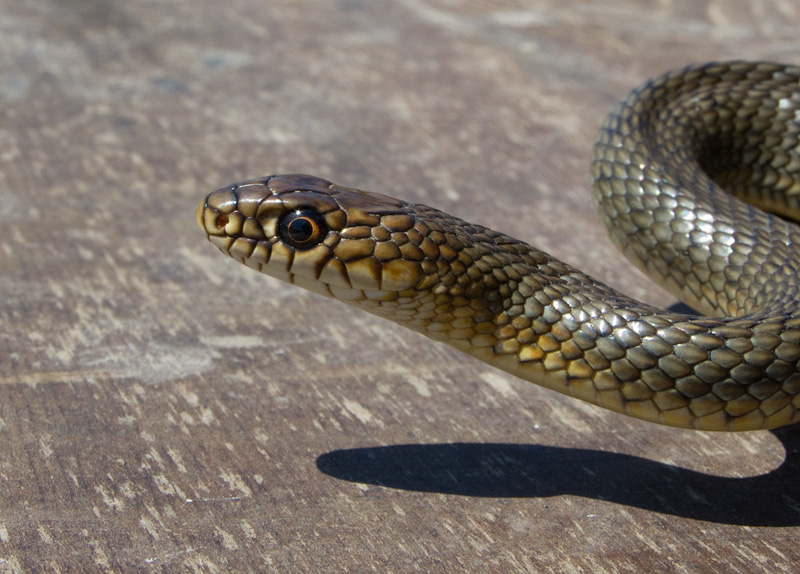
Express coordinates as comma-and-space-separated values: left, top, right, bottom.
216, 214, 230, 229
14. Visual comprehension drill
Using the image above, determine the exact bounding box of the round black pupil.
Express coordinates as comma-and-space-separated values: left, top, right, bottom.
288, 217, 314, 242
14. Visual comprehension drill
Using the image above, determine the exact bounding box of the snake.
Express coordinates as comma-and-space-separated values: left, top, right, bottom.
197, 61, 800, 432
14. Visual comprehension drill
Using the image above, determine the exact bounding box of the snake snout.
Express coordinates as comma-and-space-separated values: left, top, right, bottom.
196, 185, 242, 238
195, 196, 207, 232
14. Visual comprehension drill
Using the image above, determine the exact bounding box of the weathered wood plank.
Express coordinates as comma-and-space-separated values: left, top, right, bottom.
0, 0, 798, 571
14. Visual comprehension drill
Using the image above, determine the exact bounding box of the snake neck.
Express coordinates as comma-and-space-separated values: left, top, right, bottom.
357, 209, 800, 431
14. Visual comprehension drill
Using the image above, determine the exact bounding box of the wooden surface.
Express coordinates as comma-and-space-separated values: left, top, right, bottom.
1, 0, 799, 571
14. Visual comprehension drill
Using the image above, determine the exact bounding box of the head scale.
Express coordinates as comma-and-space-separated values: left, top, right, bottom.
195, 174, 466, 313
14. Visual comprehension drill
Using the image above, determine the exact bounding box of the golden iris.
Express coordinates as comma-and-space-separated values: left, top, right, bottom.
278, 209, 328, 249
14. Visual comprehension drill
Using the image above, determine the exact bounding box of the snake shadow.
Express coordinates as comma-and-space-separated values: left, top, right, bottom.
316, 425, 800, 526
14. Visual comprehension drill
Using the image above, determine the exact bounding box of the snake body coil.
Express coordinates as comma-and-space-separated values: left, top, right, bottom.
197, 62, 800, 431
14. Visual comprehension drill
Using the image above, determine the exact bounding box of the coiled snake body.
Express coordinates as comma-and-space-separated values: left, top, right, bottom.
197, 62, 800, 431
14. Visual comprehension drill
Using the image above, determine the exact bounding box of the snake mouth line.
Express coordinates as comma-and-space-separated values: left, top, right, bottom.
200, 215, 415, 306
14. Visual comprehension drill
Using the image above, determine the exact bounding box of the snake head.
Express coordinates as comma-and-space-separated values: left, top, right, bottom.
195, 174, 461, 305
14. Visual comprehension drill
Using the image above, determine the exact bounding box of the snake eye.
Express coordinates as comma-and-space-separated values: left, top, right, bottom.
278, 209, 328, 249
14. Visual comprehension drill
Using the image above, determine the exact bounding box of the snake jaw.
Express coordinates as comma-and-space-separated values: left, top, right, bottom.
197, 175, 441, 296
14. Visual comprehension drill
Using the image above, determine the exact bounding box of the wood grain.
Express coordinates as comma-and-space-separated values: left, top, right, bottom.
0, 0, 799, 571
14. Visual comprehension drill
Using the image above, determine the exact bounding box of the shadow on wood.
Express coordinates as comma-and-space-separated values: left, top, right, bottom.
317, 426, 800, 527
